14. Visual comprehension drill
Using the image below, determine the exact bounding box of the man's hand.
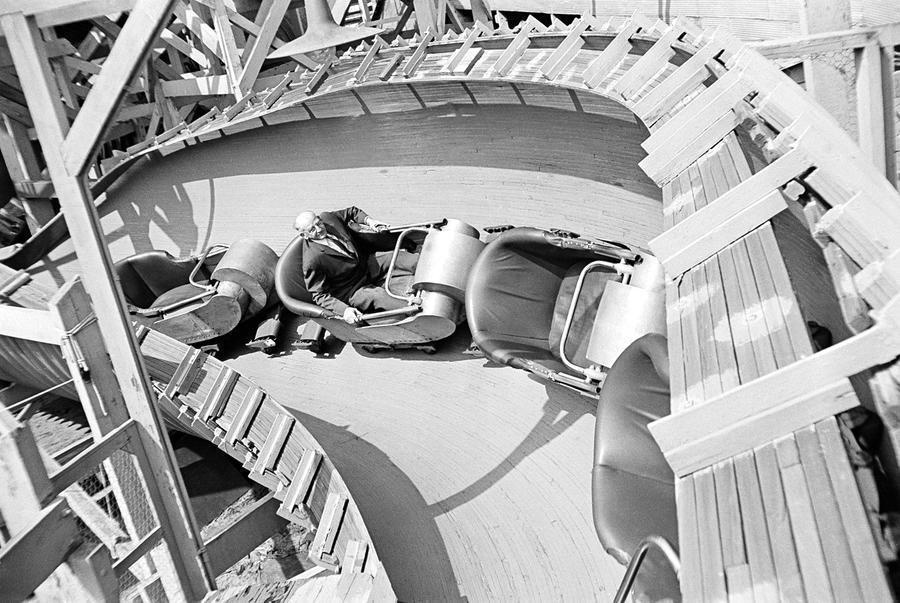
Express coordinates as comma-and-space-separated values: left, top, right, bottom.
343, 307, 363, 324
365, 217, 390, 231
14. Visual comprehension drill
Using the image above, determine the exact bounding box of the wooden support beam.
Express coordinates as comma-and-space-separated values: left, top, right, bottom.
650, 293, 900, 476
0, 306, 61, 343
204, 493, 286, 576
0, 498, 82, 602
609, 21, 681, 100
0, 114, 55, 228
236, 0, 289, 93
2, 12, 209, 597
0, 0, 138, 29
749, 28, 875, 61
212, 0, 243, 98
61, 0, 177, 177
48, 420, 137, 497
49, 279, 209, 599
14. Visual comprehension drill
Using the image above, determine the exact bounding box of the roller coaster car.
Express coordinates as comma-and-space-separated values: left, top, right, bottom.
115, 239, 279, 345
275, 219, 484, 352
465, 227, 666, 396
593, 334, 679, 602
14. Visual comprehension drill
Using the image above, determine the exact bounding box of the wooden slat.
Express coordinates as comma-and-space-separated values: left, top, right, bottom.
674, 477, 703, 600
640, 109, 742, 184
352, 36, 387, 82
679, 267, 704, 410
251, 414, 292, 475
402, 30, 435, 78
642, 65, 750, 155
632, 32, 724, 126
704, 256, 740, 392
443, 22, 489, 74
665, 281, 687, 412
278, 448, 323, 518
309, 492, 348, 560
754, 442, 805, 600
224, 386, 265, 446
817, 418, 894, 601
713, 459, 750, 602
731, 237, 778, 377
490, 16, 542, 77
794, 424, 862, 600
539, 18, 589, 81
732, 451, 778, 601
581, 15, 650, 89
775, 434, 834, 602
163, 346, 204, 399
744, 231, 795, 368
694, 467, 727, 600
197, 365, 238, 423
609, 23, 681, 100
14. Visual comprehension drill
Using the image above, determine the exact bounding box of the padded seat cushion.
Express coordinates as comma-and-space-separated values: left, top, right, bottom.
115, 250, 209, 308
592, 333, 678, 601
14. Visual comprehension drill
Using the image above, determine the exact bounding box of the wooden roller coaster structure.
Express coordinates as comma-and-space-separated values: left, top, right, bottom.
0, 1, 899, 600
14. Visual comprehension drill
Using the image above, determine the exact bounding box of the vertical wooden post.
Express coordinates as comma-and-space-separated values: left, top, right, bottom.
798, 0, 855, 136
0, 10, 211, 600
878, 27, 897, 187
50, 278, 210, 600
855, 42, 887, 175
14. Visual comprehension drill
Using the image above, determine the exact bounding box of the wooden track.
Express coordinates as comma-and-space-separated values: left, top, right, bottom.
3, 14, 900, 601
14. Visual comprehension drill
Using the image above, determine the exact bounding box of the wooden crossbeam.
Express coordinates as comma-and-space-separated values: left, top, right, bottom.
277, 448, 322, 518
0, 0, 137, 29
650, 294, 900, 476
159, 27, 211, 69
442, 22, 489, 74
203, 493, 286, 576
352, 36, 387, 82
491, 15, 543, 77
539, 17, 590, 81
402, 29, 434, 77
0, 498, 82, 602
197, 365, 238, 423
250, 414, 292, 476
309, 492, 348, 560
609, 21, 682, 99
581, 14, 651, 89
61, 0, 176, 176
649, 147, 811, 276
48, 420, 136, 497
224, 386, 264, 446
632, 32, 726, 125
0, 306, 61, 344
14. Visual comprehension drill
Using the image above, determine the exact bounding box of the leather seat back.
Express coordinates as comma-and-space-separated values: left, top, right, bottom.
274, 236, 329, 317
115, 250, 207, 308
592, 333, 679, 601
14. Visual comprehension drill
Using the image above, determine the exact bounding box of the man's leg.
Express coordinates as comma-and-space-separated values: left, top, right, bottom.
349, 285, 408, 313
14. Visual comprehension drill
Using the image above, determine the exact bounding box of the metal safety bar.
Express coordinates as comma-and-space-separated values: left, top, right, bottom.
383, 227, 430, 300
558, 259, 631, 379
613, 535, 681, 603
135, 245, 228, 317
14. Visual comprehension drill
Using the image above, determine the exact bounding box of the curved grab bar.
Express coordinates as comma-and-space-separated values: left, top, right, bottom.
558, 259, 631, 379
613, 535, 681, 603
383, 227, 430, 301
188, 243, 229, 289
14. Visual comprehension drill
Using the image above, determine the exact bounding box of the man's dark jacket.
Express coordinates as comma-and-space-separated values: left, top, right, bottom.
301, 206, 375, 315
